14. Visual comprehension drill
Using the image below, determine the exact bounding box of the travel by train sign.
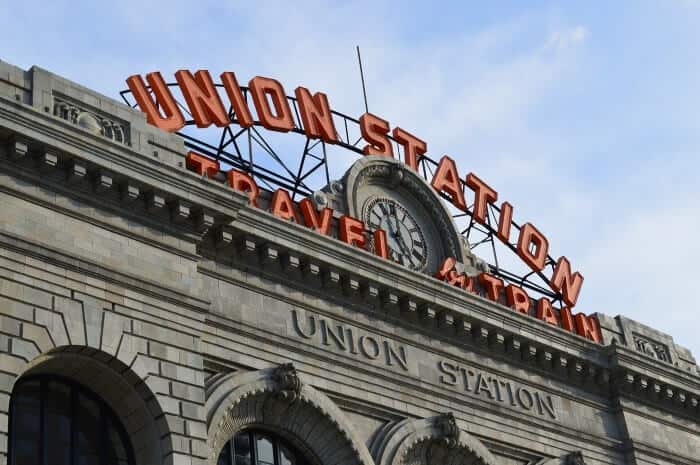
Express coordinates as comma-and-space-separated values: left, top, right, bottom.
123, 69, 601, 343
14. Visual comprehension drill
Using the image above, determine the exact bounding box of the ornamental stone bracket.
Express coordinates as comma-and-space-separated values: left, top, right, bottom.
205, 363, 375, 465
369, 414, 498, 465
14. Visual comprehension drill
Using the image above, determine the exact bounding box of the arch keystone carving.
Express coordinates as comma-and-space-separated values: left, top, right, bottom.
370, 414, 498, 465
206, 363, 374, 465
272, 362, 302, 402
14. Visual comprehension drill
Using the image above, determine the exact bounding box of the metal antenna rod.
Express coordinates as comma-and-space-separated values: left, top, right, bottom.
356, 45, 369, 113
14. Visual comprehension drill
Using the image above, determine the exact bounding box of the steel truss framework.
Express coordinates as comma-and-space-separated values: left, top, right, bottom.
121, 83, 564, 305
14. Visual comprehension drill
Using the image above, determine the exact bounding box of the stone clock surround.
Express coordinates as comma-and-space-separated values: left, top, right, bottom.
0, 61, 697, 465
342, 156, 468, 270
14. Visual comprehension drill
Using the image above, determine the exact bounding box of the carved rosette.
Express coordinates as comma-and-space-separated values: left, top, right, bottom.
272, 363, 302, 402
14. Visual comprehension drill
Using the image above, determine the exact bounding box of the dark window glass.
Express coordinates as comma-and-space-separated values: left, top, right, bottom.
9, 376, 135, 465
217, 430, 309, 465
11, 379, 40, 465
75, 393, 101, 465
46, 381, 71, 465
234, 431, 252, 465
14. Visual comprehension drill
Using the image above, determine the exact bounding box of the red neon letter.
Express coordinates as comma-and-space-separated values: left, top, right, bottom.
431, 156, 467, 210
270, 189, 301, 224
392, 127, 426, 171
373, 229, 389, 259
465, 172, 498, 224
574, 313, 602, 343
175, 69, 229, 128
560, 307, 575, 332
126, 72, 185, 132
249, 76, 294, 132
185, 151, 220, 177
506, 284, 530, 315
536, 298, 559, 326
551, 257, 584, 308
295, 87, 338, 143
435, 257, 457, 280
299, 198, 333, 235
339, 216, 367, 249
479, 273, 504, 302
517, 223, 549, 271
221, 72, 254, 128
227, 169, 259, 207
497, 201, 513, 242
360, 113, 393, 157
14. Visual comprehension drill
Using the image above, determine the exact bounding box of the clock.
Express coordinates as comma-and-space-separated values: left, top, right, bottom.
364, 197, 427, 270
336, 156, 467, 274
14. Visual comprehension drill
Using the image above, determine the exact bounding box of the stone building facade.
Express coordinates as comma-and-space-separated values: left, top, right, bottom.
0, 60, 697, 465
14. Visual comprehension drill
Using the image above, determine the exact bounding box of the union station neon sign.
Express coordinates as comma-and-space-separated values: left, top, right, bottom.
126, 70, 601, 343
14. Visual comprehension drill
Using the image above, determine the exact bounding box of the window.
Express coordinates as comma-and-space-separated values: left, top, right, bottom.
217, 430, 311, 465
9, 375, 135, 465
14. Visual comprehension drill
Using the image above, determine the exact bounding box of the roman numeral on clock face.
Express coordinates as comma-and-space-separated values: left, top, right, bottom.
365, 198, 427, 271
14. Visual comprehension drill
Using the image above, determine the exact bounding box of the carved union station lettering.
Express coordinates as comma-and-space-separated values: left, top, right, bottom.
291, 309, 409, 371
438, 359, 558, 420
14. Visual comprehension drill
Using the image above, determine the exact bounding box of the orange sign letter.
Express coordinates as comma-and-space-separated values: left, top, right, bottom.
431, 156, 467, 210
393, 127, 427, 171
126, 72, 185, 132
551, 257, 584, 308
175, 70, 229, 128
270, 189, 301, 224
295, 87, 338, 143
506, 284, 530, 315
516, 223, 549, 271
185, 151, 220, 177
339, 216, 367, 249
227, 169, 260, 207
249, 76, 294, 132
221, 72, 254, 128
299, 198, 333, 235
466, 173, 498, 224
360, 113, 393, 157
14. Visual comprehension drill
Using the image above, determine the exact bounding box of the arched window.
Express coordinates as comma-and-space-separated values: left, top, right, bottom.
9, 375, 135, 465
217, 430, 312, 465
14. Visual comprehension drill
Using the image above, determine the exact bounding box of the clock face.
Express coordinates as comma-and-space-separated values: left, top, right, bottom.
364, 197, 427, 270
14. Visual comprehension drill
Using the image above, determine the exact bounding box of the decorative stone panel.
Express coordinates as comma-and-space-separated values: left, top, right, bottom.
53, 93, 130, 145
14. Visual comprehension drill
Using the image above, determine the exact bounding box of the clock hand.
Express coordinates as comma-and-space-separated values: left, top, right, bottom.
395, 231, 412, 257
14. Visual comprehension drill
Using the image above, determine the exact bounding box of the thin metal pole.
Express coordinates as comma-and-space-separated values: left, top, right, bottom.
356, 46, 369, 113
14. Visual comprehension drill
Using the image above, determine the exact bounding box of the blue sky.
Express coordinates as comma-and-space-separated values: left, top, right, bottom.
2, 1, 699, 358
